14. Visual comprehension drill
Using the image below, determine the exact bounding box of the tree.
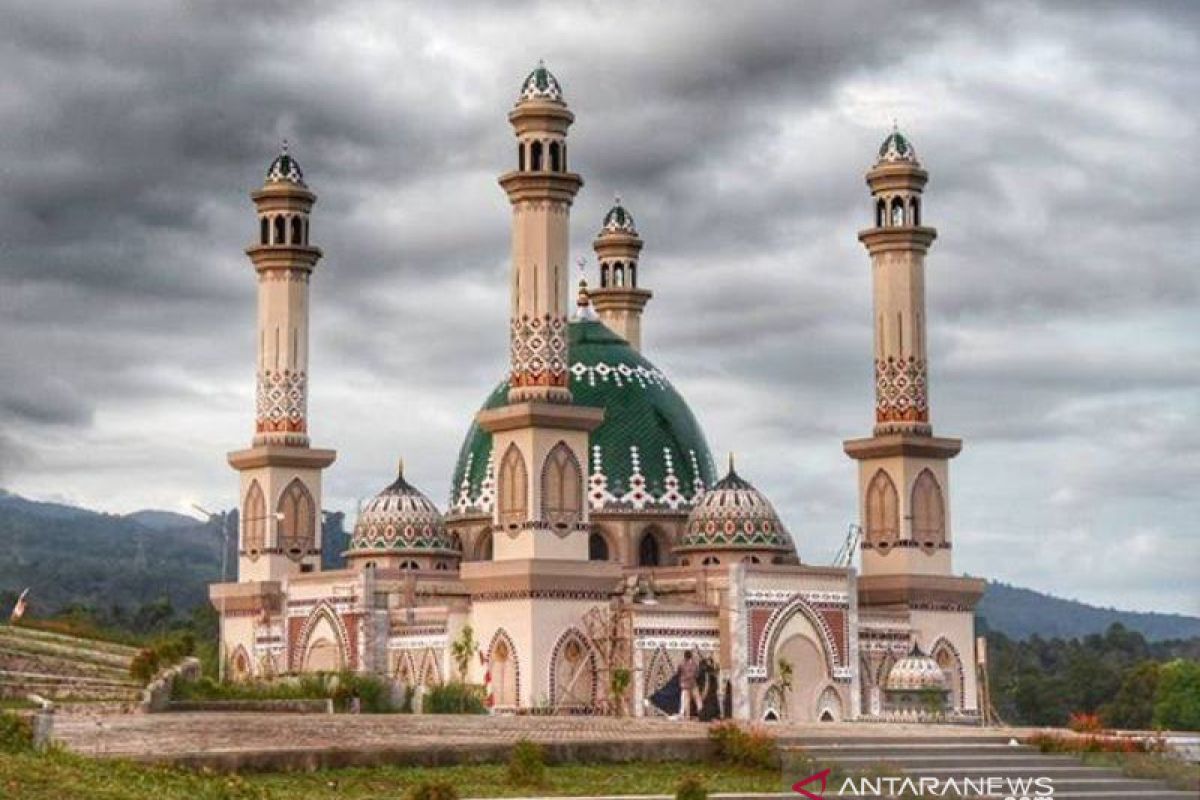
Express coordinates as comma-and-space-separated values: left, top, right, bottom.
1154, 659, 1200, 731
1101, 661, 1160, 730
450, 624, 478, 681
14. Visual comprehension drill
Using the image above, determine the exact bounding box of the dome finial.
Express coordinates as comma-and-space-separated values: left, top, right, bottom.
397, 457, 404, 478
266, 139, 305, 185
281, 138, 290, 155
518, 60, 564, 103
728, 452, 736, 475
574, 257, 596, 320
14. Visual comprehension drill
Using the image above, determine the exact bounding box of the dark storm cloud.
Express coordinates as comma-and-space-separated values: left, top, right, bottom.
0, 0, 1196, 613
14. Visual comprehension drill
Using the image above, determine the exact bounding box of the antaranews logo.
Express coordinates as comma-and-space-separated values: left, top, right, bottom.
791, 769, 1054, 800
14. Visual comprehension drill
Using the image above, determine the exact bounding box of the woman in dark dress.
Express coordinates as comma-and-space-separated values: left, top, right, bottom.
697, 656, 721, 721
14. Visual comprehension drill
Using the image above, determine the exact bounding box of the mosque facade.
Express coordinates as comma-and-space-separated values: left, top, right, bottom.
209, 64, 985, 723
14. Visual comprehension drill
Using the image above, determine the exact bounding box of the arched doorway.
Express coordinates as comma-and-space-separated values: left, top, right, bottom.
551, 629, 597, 711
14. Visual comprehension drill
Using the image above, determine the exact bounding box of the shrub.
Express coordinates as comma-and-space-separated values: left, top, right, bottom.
330, 671, 393, 713
1069, 712, 1104, 733
676, 775, 708, 800
130, 647, 162, 683
708, 721, 776, 769
1154, 659, 1200, 731
507, 739, 547, 787
0, 712, 34, 753
405, 780, 459, 800
425, 681, 487, 714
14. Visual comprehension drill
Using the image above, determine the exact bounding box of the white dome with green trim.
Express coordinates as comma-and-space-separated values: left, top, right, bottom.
450, 321, 716, 516
350, 465, 459, 555
877, 128, 918, 165
519, 60, 563, 103
677, 461, 795, 555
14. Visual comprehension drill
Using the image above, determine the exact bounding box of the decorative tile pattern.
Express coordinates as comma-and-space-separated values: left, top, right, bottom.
256, 369, 306, 434
510, 313, 568, 390
350, 470, 459, 555
678, 467, 794, 553
874, 355, 928, 425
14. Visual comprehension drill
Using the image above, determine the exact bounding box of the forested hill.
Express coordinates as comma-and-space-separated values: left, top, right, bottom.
977, 580, 1200, 641
0, 490, 349, 619
1, 490, 1196, 641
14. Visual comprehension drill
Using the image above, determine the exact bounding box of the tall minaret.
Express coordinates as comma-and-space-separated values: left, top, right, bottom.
843, 128, 961, 578
228, 143, 336, 582
589, 197, 652, 351
477, 62, 603, 561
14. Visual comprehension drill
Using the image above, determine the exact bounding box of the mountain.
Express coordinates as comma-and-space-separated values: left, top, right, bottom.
1, 490, 1195, 642
125, 509, 203, 531
0, 491, 347, 619
977, 580, 1200, 641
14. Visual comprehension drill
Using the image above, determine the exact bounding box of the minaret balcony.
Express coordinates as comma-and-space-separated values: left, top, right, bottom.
498, 170, 583, 203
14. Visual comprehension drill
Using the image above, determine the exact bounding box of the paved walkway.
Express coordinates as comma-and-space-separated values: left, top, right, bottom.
53, 712, 1025, 766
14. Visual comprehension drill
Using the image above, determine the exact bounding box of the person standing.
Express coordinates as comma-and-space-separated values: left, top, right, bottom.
677, 650, 702, 719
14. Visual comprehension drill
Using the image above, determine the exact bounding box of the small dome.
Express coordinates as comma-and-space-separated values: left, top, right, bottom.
677, 458, 794, 555
519, 60, 564, 103
265, 141, 305, 185
885, 643, 947, 692
877, 127, 918, 165
601, 197, 637, 235
350, 463, 459, 555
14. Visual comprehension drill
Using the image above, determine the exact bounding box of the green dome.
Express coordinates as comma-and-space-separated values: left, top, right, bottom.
449, 321, 716, 515
266, 141, 305, 185
519, 60, 563, 103
877, 128, 918, 164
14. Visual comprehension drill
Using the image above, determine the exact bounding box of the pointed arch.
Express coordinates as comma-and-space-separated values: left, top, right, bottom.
394, 651, 417, 685
613, 262, 625, 287
295, 601, 350, 673
542, 442, 582, 529
498, 444, 528, 528
549, 627, 598, 711
638, 530, 661, 567
229, 644, 252, 681
645, 647, 674, 697
890, 196, 905, 226
588, 530, 610, 561
865, 469, 899, 551
518, 142, 526, 171
909, 196, 921, 226
277, 478, 315, 560
911, 469, 945, 549
629, 262, 637, 287
600, 262, 610, 288
548, 140, 560, 172
290, 215, 303, 244
875, 198, 886, 228
762, 684, 786, 722
273, 215, 285, 244
487, 628, 520, 708
530, 140, 543, 171
929, 636, 965, 709
260, 216, 270, 245
418, 648, 442, 687
475, 529, 494, 560
816, 685, 843, 721
242, 480, 266, 557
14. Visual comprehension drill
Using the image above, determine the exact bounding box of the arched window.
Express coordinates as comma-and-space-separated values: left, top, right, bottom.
476, 530, 494, 560
531, 141, 543, 172
638, 532, 660, 567
588, 531, 609, 561
910, 197, 920, 226
560, 143, 567, 171
260, 217, 269, 245
242, 480, 265, 557
600, 263, 610, 288
302, 218, 309, 245
613, 262, 625, 287
400, 559, 419, 571
743, 555, 760, 564
290, 216, 302, 244
276, 478, 315, 561
542, 442, 582, 529
549, 141, 560, 172
498, 445, 528, 528
875, 199, 885, 228
518, 143, 525, 171
701, 555, 721, 566
273, 215, 285, 244
629, 263, 637, 287
890, 197, 905, 227
865, 469, 899, 550
911, 469, 945, 549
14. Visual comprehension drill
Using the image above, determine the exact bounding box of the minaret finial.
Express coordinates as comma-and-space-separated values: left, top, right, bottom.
281, 138, 289, 154
397, 457, 404, 478
728, 452, 736, 475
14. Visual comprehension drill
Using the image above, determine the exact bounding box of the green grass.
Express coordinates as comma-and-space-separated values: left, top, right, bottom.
1080, 751, 1200, 792
0, 750, 777, 799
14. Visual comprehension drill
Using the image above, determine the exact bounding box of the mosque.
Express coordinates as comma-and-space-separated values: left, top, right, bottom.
209, 63, 985, 722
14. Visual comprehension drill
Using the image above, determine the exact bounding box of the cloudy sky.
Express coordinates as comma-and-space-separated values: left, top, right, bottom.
1, 1, 1196, 615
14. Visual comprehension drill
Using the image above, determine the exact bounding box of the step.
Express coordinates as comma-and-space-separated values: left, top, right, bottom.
0, 669, 139, 688
0, 624, 140, 656
0, 637, 133, 670
0, 648, 131, 680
